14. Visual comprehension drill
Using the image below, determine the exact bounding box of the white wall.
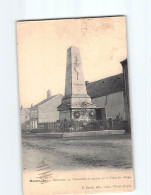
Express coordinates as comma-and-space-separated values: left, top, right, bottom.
38, 95, 63, 122
92, 91, 126, 120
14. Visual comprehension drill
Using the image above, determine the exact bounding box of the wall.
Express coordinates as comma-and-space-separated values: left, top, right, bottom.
30, 109, 38, 119
38, 94, 63, 123
92, 91, 126, 120
59, 110, 71, 120
20, 113, 29, 124
20, 109, 30, 130
121, 60, 131, 122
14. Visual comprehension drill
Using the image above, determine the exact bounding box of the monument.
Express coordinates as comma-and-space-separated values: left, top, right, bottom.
57, 46, 96, 120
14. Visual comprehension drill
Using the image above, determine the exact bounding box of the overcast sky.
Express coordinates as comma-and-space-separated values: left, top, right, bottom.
17, 16, 127, 108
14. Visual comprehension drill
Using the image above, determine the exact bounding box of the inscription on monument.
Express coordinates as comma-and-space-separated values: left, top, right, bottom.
74, 56, 80, 80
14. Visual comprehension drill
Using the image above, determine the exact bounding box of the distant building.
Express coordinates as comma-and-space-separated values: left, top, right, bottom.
86, 59, 130, 128
20, 106, 30, 130
30, 90, 63, 129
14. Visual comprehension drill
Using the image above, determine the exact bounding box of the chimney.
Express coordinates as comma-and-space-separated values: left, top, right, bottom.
31, 104, 33, 108
20, 105, 23, 110
47, 89, 51, 99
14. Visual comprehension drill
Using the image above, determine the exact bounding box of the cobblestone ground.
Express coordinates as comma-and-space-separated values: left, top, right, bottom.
22, 134, 133, 171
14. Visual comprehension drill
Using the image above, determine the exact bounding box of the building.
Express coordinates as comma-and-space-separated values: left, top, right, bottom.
29, 90, 63, 129
20, 106, 30, 130
86, 59, 130, 129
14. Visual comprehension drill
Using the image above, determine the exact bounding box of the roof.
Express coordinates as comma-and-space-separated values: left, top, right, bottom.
120, 58, 127, 66
86, 73, 125, 99
31, 95, 58, 109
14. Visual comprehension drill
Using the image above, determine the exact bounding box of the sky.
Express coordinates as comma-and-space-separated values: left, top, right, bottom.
17, 16, 127, 108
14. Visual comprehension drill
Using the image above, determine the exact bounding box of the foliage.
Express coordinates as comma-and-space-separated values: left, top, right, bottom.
30, 118, 129, 133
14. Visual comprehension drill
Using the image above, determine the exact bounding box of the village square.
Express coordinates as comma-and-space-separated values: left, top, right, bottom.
21, 46, 132, 170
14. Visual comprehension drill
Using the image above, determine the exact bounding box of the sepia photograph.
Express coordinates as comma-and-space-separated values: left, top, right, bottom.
17, 16, 134, 194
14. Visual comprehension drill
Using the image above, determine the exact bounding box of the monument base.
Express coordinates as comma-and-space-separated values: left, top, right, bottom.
58, 99, 96, 121
59, 108, 96, 121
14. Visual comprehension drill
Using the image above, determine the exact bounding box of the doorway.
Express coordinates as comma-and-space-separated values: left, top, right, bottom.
96, 108, 106, 120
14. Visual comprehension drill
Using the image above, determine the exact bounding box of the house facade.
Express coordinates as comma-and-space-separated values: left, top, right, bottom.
20, 106, 30, 130
86, 59, 130, 129
30, 90, 63, 129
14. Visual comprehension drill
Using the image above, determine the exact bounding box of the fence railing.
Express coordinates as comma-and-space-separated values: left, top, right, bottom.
30, 118, 130, 133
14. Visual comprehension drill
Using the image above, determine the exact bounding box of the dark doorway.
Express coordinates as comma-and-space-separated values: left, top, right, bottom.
96, 108, 106, 120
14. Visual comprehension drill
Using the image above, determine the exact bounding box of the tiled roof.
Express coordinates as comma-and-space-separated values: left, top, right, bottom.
31, 95, 57, 109
86, 73, 125, 99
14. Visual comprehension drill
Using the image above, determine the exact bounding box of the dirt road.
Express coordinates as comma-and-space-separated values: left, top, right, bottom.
22, 134, 133, 171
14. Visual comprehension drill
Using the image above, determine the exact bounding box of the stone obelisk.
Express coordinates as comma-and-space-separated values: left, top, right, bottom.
58, 46, 96, 120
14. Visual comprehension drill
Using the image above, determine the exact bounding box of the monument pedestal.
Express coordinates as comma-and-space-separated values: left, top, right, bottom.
58, 46, 96, 121
58, 95, 96, 121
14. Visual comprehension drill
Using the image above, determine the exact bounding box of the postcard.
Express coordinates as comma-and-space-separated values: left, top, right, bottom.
17, 16, 134, 194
